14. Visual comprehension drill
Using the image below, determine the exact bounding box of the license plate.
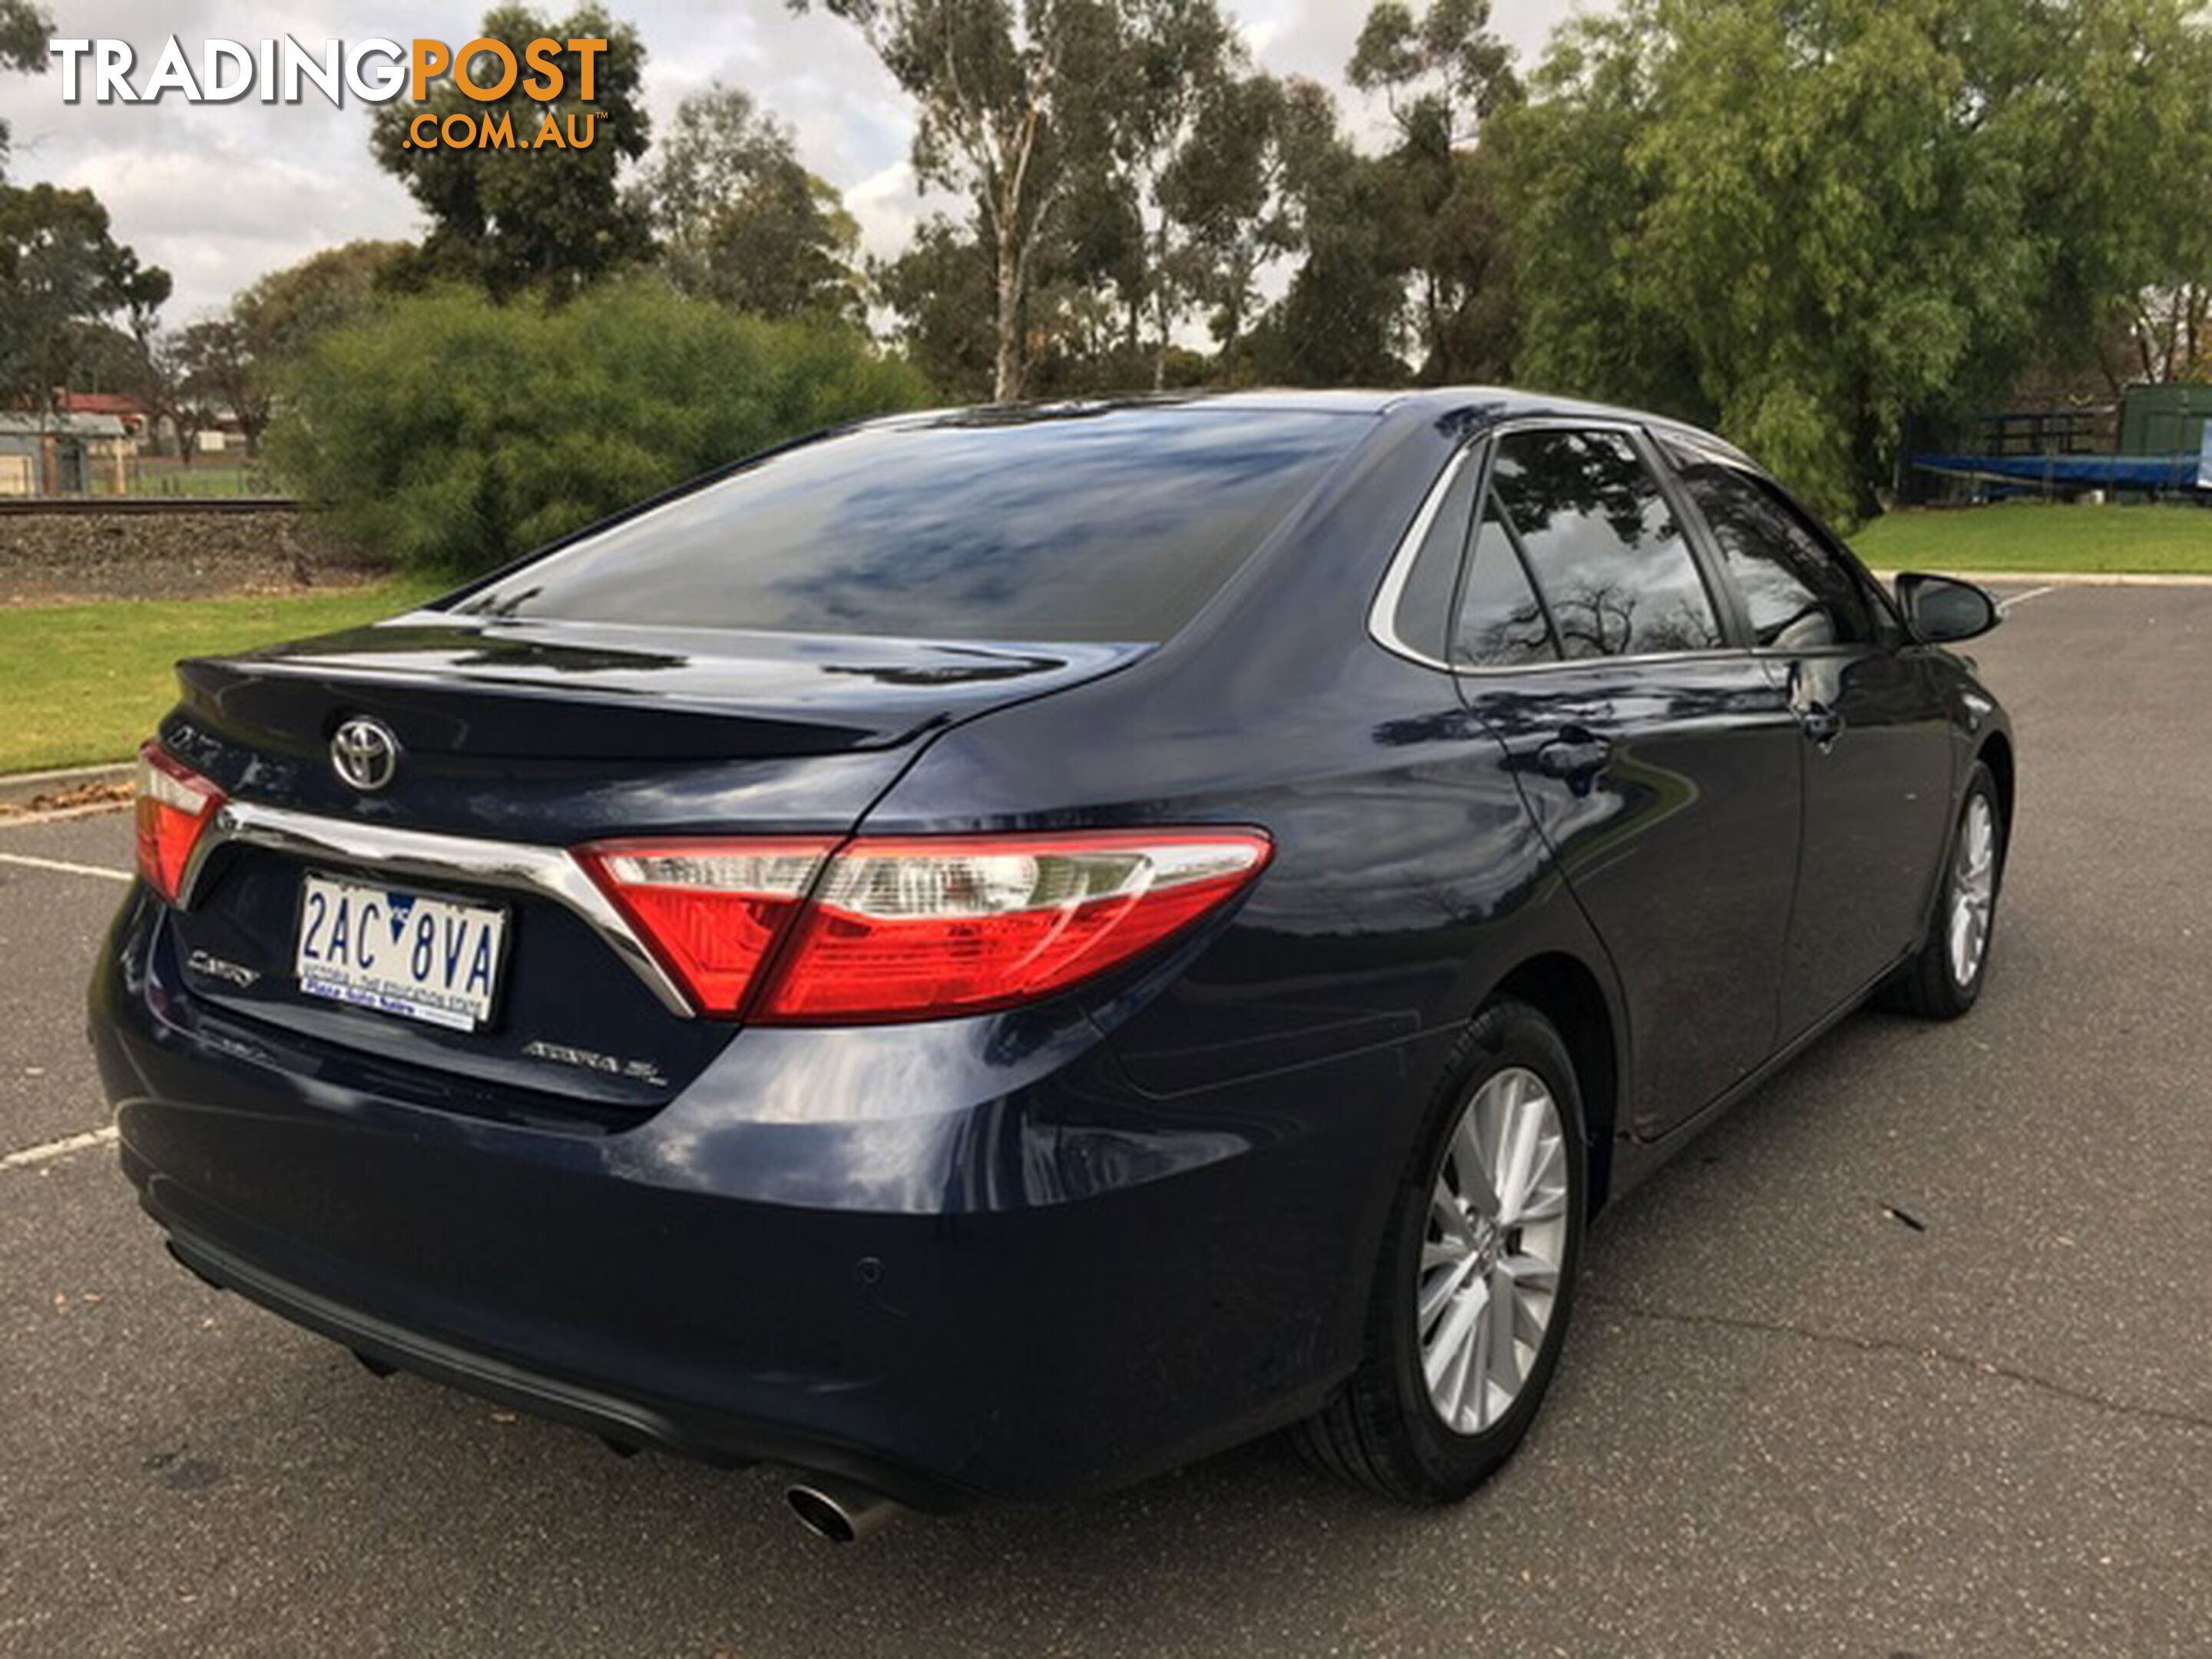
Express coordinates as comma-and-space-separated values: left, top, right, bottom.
295, 874, 507, 1031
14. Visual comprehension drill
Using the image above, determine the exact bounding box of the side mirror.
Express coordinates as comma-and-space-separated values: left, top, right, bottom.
1896, 573, 2000, 644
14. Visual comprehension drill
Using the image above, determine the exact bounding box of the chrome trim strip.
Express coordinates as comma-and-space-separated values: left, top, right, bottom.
177, 802, 697, 1018
1459, 646, 1762, 679
1366, 443, 1481, 673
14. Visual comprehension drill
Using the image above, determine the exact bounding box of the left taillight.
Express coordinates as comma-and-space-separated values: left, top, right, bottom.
134, 740, 225, 905
574, 838, 839, 1015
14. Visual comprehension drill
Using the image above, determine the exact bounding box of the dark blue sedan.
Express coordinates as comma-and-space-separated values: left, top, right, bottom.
90, 391, 2013, 1539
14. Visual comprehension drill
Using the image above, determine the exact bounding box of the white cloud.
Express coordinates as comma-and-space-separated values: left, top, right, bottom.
0, 0, 1598, 321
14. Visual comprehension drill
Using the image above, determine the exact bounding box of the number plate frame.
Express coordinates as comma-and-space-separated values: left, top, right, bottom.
293, 869, 513, 1032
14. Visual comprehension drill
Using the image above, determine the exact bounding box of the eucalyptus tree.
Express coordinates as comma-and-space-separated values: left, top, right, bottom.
0, 184, 171, 412
0, 0, 46, 171
1346, 0, 1520, 382
369, 5, 653, 302
796, 0, 1127, 399
1112, 0, 1243, 386
873, 215, 999, 399
1246, 77, 1415, 386
1158, 69, 1290, 374
637, 84, 866, 323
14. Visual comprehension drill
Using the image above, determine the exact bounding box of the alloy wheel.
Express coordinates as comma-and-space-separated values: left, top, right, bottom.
1948, 793, 1998, 988
1418, 1066, 1570, 1435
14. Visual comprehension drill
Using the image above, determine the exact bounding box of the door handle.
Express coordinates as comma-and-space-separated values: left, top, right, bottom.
1533, 727, 1613, 789
1797, 700, 1844, 747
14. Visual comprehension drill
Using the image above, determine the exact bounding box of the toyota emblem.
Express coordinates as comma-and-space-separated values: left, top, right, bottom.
330, 717, 401, 793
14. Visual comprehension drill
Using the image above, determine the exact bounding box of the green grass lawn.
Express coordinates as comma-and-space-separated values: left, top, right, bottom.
0, 578, 445, 775
93, 459, 283, 498
1853, 501, 2212, 574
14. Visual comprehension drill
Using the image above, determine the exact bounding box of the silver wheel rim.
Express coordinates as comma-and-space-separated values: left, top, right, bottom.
1948, 793, 1998, 988
1419, 1066, 1569, 1435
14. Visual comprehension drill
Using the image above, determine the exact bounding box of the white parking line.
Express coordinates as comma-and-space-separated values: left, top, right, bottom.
0, 800, 135, 826
1, 1125, 118, 1171
1997, 585, 2058, 614
0, 851, 131, 883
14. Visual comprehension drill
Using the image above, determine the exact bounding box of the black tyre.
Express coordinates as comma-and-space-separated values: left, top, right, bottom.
1296, 998, 1587, 1504
1881, 760, 2005, 1021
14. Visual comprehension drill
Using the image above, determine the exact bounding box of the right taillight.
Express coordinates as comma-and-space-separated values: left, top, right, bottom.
761, 830, 1273, 1023
134, 740, 225, 904
576, 828, 1271, 1022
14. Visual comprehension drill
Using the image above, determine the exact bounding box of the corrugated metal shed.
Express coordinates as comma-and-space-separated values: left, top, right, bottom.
2119, 384, 2211, 458
0, 412, 129, 440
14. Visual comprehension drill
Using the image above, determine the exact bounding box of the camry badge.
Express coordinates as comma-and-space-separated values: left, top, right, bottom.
185, 949, 260, 988
330, 717, 401, 793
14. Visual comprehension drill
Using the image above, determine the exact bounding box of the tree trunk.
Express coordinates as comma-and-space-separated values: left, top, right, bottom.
993, 220, 1023, 402
1422, 271, 1449, 383
1151, 224, 1171, 392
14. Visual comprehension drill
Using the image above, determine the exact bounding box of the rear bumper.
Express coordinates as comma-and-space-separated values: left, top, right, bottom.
91, 891, 1440, 1506
147, 1200, 975, 1508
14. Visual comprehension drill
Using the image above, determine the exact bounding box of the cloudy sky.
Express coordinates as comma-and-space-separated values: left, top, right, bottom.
0, 0, 1587, 322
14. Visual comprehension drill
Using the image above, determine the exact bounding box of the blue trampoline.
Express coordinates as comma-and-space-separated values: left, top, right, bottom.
1910, 452, 2207, 491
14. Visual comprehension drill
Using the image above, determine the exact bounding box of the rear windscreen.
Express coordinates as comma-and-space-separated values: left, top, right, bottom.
450, 406, 1367, 643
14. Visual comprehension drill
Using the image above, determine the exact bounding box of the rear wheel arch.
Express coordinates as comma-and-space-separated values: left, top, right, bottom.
1485, 954, 1621, 1214
1977, 730, 2015, 835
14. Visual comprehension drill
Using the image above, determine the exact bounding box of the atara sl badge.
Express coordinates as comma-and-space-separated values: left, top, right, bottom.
522, 1039, 667, 1088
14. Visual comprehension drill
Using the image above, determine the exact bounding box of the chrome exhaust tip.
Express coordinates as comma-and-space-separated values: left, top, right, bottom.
785, 1477, 904, 1544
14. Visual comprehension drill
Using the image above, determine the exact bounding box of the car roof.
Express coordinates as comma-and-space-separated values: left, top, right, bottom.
860, 387, 1752, 465
863, 389, 1397, 428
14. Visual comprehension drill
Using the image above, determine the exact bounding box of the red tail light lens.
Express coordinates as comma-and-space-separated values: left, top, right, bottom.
575, 838, 837, 1014
575, 829, 1271, 1022
134, 741, 225, 904
760, 832, 1272, 1022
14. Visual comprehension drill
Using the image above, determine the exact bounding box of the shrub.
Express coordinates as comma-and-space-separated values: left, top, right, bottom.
269, 280, 929, 575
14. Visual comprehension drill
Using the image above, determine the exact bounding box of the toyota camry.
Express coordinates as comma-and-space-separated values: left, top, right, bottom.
88, 391, 2012, 1539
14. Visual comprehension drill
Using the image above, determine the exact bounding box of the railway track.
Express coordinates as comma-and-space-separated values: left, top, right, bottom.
0, 496, 300, 515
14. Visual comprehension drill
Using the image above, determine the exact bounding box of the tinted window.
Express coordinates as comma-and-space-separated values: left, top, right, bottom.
1455, 494, 1558, 667
454, 408, 1364, 643
1490, 429, 1722, 659
1669, 453, 1873, 647
1390, 453, 1480, 661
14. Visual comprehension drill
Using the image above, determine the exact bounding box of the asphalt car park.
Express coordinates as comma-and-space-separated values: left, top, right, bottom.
3, 581, 2207, 1656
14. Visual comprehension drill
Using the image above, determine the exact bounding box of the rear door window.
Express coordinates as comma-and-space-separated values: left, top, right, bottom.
453, 407, 1366, 644
1488, 429, 1724, 659
1664, 449, 1875, 648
